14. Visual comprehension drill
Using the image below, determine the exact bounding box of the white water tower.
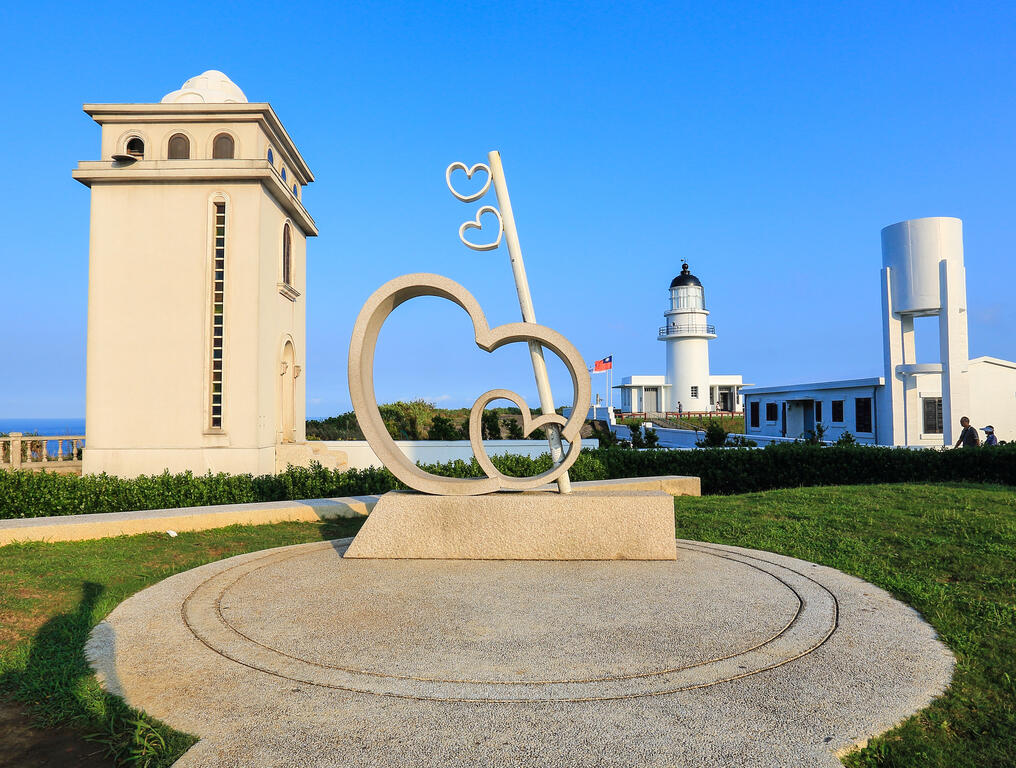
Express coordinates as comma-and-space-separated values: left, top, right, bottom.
879, 216, 969, 446
659, 262, 716, 412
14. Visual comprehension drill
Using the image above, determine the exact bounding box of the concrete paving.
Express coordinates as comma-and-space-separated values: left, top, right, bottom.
86, 538, 954, 767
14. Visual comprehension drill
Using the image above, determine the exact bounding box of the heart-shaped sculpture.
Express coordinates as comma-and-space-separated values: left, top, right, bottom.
348, 274, 591, 495
445, 162, 492, 203
458, 206, 503, 251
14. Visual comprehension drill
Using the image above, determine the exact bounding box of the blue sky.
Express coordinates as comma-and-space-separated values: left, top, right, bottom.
2, 1, 1014, 417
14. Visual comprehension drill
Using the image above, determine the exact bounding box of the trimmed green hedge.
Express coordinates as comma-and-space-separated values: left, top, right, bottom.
593, 443, 1016, 493
1, 444, 1013, 519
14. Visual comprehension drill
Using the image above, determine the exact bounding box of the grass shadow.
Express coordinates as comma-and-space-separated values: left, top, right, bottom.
1, 581, 196, 768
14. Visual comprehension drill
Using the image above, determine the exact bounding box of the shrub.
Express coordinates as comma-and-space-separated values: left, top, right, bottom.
695, 421, 728, 448
2, 444, 1013, 519
836, 430, 857, 446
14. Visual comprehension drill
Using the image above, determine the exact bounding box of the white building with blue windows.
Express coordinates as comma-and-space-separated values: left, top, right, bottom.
741, 217, 1016, 446
616, 263, 745, 415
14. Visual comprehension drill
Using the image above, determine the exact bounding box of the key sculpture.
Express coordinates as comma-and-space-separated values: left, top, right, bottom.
348, 152, 590, 495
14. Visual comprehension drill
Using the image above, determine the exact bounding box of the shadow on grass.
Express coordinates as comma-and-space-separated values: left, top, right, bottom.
317, 516, 366, 542
1, 581, 196, 768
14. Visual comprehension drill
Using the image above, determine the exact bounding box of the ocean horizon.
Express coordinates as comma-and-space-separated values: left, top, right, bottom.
0, 418, 86, 436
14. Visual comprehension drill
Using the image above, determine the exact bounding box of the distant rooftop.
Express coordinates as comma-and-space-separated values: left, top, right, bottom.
161, 70, 247, 104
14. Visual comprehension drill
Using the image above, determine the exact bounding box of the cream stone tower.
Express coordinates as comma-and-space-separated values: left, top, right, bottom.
73, 71, 326, 477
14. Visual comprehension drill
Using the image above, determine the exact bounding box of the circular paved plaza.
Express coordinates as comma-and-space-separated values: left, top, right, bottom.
87, 538, 954, 767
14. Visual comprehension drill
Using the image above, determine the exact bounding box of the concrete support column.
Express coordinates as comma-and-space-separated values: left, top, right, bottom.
880, 268, 905, 446
939, 258, 970, 446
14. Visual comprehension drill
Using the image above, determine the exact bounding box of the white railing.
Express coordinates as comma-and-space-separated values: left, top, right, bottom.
1, 432, 85, 470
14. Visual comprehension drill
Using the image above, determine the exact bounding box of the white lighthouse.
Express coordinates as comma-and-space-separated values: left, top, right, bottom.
659, 262, 716, 412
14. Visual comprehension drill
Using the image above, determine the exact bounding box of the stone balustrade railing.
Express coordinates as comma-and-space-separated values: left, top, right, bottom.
1, 432, 85, 470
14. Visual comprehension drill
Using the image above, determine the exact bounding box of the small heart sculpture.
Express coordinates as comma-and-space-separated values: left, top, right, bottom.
458, 206, 503, 252
445, 162, 492, 203
348, 274, 590, 495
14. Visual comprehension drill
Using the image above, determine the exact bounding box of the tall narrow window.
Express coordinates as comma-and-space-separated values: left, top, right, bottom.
765, 402, 778, 422
212, 133, 235, 159
750, 402, 760, 429
282, 223, 292, 286
168, 133, 190, 159
857, 398, 873, 434
210, 202, 226, 429
831, 400, 844, 423
815, 401, 822, 423
923, 397, 943, 434
690, 385, 699, 398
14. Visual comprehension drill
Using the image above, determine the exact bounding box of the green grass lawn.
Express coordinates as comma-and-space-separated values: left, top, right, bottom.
1, 483, 1013, 767
672, 413, 746, 433
0, 517, 365, 767
677, 483, 1016, 767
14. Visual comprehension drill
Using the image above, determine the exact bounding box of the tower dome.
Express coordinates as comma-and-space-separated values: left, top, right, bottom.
670, 262, 702, 288
161, 70, 248, 104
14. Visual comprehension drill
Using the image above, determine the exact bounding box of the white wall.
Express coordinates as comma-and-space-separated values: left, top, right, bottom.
743, 382, 882, 445
968, 358, 1016, 443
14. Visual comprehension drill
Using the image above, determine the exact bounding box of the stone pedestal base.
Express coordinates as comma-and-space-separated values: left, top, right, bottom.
343, 489, 677, 560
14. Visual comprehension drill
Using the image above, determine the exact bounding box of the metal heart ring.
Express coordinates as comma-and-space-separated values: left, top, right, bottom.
347, 273, 590, 495
445, 162, 492, 203
458, 206, 504, 252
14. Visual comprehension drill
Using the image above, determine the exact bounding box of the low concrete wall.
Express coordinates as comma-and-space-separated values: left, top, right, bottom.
0, 476, 699, 545
322, 439, 574, 470
0, 497, 378, 546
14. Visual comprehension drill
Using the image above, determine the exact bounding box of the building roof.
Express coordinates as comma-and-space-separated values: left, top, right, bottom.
670, 262, 702, 288
741, 377, 884, 395
969, 356, 1016, 371
79, 102, 315, 184
162, 70, 248, 104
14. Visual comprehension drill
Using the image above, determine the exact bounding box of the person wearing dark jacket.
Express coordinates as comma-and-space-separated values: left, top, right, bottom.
954, 416, 980, 448
983, 425, 998, 446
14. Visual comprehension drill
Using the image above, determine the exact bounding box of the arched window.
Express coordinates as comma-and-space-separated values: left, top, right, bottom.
292, 183, 299, 196
267, 148, 274, 166
281, 167, 287, 182
126, 137, 145, 159
212, 133, 235, 159
282, 223, 292, 286
168, 134, 190, 159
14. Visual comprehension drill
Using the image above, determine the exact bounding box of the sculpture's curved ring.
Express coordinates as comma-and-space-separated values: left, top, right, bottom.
347, 274, 590, 495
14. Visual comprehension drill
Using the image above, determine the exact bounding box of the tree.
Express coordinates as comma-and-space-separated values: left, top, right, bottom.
502, 417, 524, 439
482, 409, 502, 440
627, 421, 646, 449
644, 426, 660, 448
428, 414, 459, 441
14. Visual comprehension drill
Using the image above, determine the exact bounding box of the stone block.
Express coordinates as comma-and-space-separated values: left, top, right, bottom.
343, 489, 677, 560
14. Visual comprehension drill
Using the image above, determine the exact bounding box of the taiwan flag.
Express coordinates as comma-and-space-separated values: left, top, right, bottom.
593, 355, 613, 372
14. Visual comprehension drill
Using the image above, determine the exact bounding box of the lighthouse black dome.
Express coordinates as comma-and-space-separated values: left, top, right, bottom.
670, 262, 702, 288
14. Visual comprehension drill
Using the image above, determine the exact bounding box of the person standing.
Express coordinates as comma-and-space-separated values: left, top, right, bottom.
983, 425, 998, 446
954, 416, 980, 448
